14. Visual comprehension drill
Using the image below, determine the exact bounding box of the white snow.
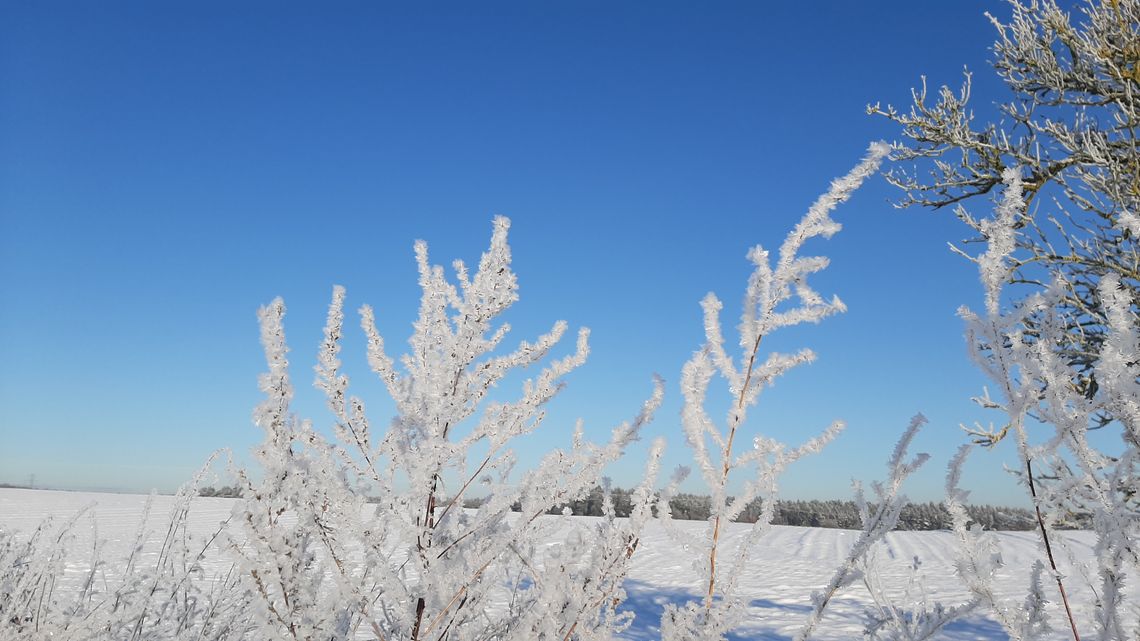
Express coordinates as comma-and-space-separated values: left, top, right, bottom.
0, 488, 1128, 640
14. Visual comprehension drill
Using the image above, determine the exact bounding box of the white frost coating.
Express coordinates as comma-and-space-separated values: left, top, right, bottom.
1117, 210, 1140, 238
975, 167, 1023, 317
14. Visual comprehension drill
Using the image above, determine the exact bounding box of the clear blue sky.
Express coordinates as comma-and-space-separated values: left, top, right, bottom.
1, 1, 1066, 504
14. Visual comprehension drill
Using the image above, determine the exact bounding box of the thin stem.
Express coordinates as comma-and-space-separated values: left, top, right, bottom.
435, 455, 492, 526
707, 332, 764, 609
1027, 459, 1081, 641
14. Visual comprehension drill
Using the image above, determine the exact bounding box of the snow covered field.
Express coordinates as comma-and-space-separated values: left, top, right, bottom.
1, 488, 1130, 640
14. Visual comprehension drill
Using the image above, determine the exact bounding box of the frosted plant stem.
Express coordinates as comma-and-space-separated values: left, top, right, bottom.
1027, 458, 1081, 641
434, 454, 493, 526
707, 333, 764, 610
413, 445, 449, 640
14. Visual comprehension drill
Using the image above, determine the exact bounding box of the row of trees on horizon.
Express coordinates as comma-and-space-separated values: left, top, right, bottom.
199, 484, 1042, 530
504, 487, 1042, 531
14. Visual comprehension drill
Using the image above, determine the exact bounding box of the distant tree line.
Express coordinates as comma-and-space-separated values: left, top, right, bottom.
669, 494, 1041, 531
205, 483, 1062, 531
461, 486, 1045, 531
197, 485, 243, 498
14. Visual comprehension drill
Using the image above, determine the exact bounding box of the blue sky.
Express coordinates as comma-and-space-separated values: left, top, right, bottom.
0, 1, 1063, 504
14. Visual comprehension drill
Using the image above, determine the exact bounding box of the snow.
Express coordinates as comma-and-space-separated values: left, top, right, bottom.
2, 487, 1127, 640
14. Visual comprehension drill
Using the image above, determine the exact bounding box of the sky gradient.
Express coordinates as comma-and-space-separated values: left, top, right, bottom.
0, 1, 1073, 505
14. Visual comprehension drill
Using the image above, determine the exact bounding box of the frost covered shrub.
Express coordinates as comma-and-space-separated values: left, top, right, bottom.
226, 216, 666, 640
0, 466, 250, 641
949, 169, 1138, 640
855, 168, 1139, 641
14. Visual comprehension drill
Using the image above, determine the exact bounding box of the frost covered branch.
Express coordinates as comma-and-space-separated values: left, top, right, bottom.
660, 143, 897, 640
872, 0, 1140, 427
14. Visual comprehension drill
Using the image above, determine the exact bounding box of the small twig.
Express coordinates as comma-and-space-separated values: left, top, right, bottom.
1027, 459, 1081, 641
435, 454, 492, 525
411, 597, 426, 641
